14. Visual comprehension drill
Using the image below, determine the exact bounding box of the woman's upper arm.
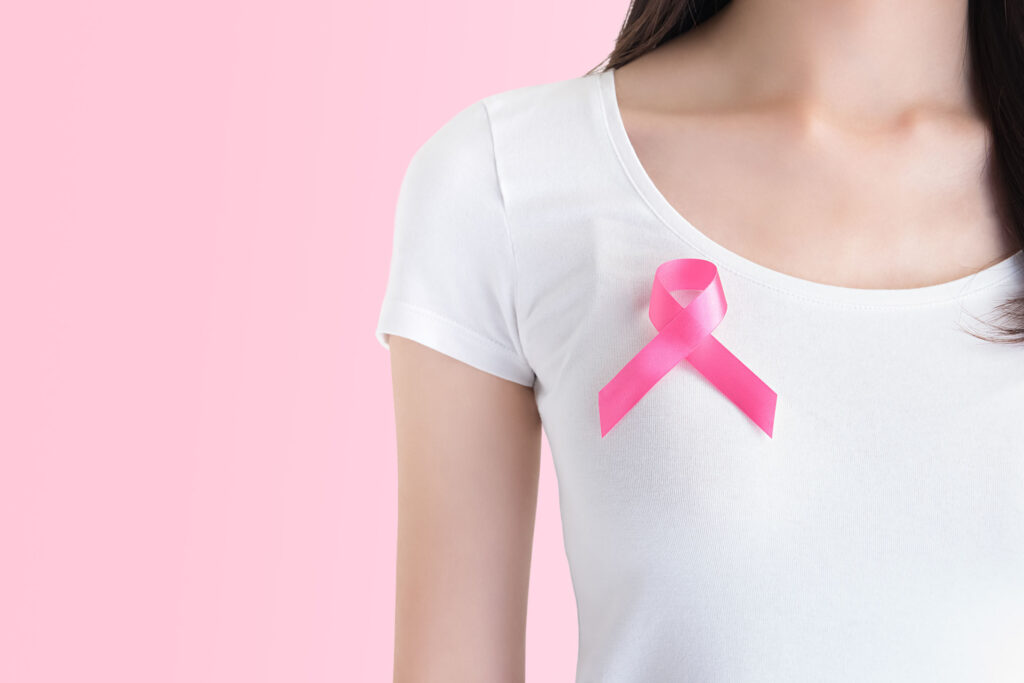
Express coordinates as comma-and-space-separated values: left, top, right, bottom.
373, 95, 541, 679
388, 335, 543, 683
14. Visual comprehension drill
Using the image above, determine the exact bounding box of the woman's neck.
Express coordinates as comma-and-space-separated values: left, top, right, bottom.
671, 0, 976, 119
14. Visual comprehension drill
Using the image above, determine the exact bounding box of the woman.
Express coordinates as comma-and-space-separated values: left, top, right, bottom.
375, 1, 1024, 680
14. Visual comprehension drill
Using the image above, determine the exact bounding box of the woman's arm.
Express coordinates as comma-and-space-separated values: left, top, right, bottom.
388, 335, 543, 683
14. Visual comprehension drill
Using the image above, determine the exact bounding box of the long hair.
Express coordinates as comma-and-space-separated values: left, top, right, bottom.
586, 0, 1024, 343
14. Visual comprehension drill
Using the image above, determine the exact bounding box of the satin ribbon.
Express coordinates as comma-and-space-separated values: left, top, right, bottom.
598, 258, 777, 438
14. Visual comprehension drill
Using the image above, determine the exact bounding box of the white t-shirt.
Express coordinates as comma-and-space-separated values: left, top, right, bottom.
375, 67, 1024, 682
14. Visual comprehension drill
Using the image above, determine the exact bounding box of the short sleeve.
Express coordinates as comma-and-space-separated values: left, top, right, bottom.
374, 98, 536, 387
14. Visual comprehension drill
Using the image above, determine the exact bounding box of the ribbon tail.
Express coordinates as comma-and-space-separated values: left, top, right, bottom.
598, 315, 704, 437
686, 334, 778, 437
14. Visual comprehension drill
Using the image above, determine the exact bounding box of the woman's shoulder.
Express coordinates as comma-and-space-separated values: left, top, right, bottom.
481, 71, 610, 184
480, 69, 603, 117
480, 71, 605, 146
410, 71, 604, 178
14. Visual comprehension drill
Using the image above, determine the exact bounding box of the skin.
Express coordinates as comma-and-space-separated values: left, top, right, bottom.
389, 335, 541, 682
612, 0, 1020, 290
389, 0, 1018, 680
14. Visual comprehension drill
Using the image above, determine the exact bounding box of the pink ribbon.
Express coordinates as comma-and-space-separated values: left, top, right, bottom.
598, 258, 777, 438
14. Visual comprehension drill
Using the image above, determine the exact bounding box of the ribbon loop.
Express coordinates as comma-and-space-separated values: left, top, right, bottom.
598, 258, 777, 438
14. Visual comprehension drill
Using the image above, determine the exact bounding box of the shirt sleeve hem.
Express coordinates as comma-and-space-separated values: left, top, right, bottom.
375, 299, 537, 387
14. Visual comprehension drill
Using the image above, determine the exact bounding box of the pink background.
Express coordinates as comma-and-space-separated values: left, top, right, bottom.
0, 1, 625, 681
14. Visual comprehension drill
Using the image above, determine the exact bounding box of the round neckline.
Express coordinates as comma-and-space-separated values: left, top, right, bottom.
596, 66, 1024, 307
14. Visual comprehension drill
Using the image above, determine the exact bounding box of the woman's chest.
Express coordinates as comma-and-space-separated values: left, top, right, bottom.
514, 221, 1024, 517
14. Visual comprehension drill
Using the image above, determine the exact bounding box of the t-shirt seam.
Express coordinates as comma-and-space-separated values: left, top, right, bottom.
734, 263, 1024, 310
480, 97, 531, 357
388, 298, 530, 361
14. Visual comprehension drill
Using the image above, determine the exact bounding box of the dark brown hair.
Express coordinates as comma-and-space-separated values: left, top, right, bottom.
587, 0, 1024, 343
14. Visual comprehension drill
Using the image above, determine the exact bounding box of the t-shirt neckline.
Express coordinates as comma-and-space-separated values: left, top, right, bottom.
596, 66, 1024, 308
